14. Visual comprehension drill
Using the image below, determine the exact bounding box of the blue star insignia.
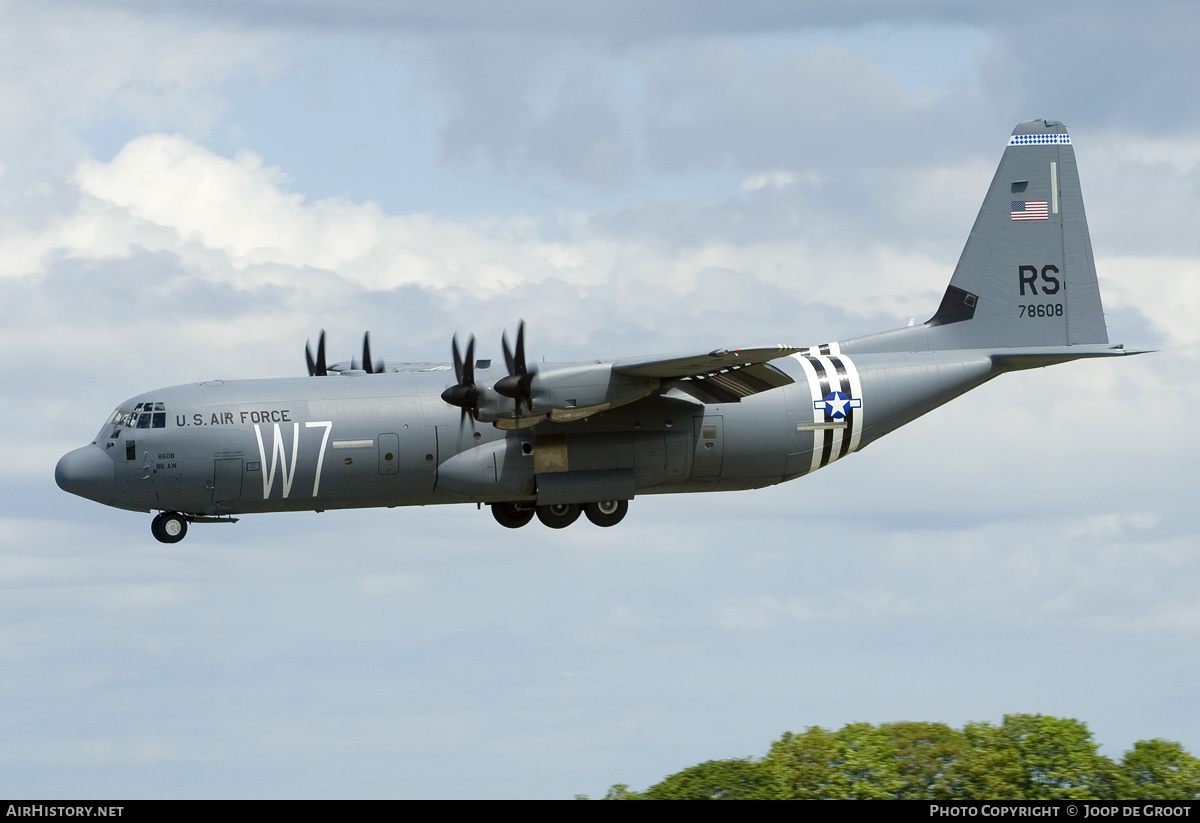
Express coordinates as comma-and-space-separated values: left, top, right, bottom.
814, 391, 862, 419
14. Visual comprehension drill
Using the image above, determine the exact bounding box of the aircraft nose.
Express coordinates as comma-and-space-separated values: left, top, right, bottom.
55, 445, 115, 506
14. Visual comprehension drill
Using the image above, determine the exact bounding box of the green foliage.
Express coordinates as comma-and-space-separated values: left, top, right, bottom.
766, 723, 904, 799
946, 715, 1123, 799
600, 715, 1200, 800
1121, 739, 1200, 799
878, 721, 968, 798
601, 783, 639, 800
640, 758, 785, 799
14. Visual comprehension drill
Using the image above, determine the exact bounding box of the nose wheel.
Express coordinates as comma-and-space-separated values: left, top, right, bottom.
151, 512, 188, 544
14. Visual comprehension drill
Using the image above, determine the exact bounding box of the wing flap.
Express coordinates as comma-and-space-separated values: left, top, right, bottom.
687, 361, 794, 396
613, 345, 799, 404
612, 345, 800, 379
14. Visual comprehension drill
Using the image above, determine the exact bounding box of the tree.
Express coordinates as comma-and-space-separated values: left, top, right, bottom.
1121, 739, 1200, 800
766, 726, 851, 799
597, 715, 1198, 800
640, 758, 785, 800
945, 714, 1122, 799
879, 721, 969, 799
765, 723, 903, 799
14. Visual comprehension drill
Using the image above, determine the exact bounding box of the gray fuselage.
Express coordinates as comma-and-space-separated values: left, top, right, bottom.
57, 345, 997, 518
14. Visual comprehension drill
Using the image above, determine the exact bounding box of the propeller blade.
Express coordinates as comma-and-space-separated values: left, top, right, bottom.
367, 335, 383, 374
450, 333, 464, 383
306, 330, 327, 376
463, 336, 475, 388
514, 320, 526, 374
502, 331, 515, 375
496, 320, 535, 414
441, 333, 480, 418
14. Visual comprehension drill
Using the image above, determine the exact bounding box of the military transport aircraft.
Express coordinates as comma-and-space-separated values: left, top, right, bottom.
56, 119, 1139, 542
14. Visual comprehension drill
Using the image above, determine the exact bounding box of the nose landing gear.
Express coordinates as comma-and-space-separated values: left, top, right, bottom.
150, 511, 188, 544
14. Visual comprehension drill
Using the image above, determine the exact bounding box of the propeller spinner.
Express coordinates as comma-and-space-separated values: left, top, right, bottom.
440, 334, 480, 424
495, 320, 536, 414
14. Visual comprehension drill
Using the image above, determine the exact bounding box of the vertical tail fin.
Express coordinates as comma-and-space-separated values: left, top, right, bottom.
844, 119, 1111, 354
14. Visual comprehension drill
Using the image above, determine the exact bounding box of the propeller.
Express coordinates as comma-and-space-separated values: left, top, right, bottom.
307, 330, 387, 375
362, 332, 384, 374
496, 320, 536, 415
305, 330, 327, 376
440, 334, 480, 424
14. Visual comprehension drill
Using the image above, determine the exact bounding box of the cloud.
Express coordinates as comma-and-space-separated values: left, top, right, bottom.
6, 133, 966, 356
0, 3, 268, 182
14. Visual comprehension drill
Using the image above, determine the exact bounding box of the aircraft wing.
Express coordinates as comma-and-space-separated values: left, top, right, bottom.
612, 345, 800, 378
613, 345, 800, 401
312, 331, 802, 429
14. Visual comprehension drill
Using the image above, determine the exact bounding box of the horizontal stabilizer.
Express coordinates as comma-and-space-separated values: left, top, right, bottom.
992, 344, 1150, 371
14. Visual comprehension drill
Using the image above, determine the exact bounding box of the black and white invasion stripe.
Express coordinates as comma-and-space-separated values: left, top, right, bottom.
792, 342, 864, 474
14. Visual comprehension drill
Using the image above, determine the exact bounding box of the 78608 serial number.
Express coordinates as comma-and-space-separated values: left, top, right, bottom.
1019, 303, 1063, 318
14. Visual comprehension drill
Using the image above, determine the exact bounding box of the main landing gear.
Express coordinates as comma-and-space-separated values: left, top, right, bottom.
491, 502, 536, 529
583, 499, 628, 527
490, 500, 629, 529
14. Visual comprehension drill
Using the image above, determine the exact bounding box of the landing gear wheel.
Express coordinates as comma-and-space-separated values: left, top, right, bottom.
536, 503, 581, 529
492, 502, 535, 529
151, 512, 188, 544
584, 500, 628, 527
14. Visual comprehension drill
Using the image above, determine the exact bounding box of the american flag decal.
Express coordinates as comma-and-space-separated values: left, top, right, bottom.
1011, 200, 1049, 221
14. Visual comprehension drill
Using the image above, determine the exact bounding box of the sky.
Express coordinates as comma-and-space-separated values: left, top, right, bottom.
2, 0, 1199, 799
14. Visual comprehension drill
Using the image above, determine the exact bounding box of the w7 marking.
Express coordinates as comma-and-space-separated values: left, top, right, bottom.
253, 421, 333, 499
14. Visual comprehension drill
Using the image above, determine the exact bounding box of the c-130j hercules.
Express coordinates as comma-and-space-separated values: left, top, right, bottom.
57, 119, 1139, 543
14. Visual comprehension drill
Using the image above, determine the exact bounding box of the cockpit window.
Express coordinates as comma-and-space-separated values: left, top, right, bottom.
109, 402, 167, 430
